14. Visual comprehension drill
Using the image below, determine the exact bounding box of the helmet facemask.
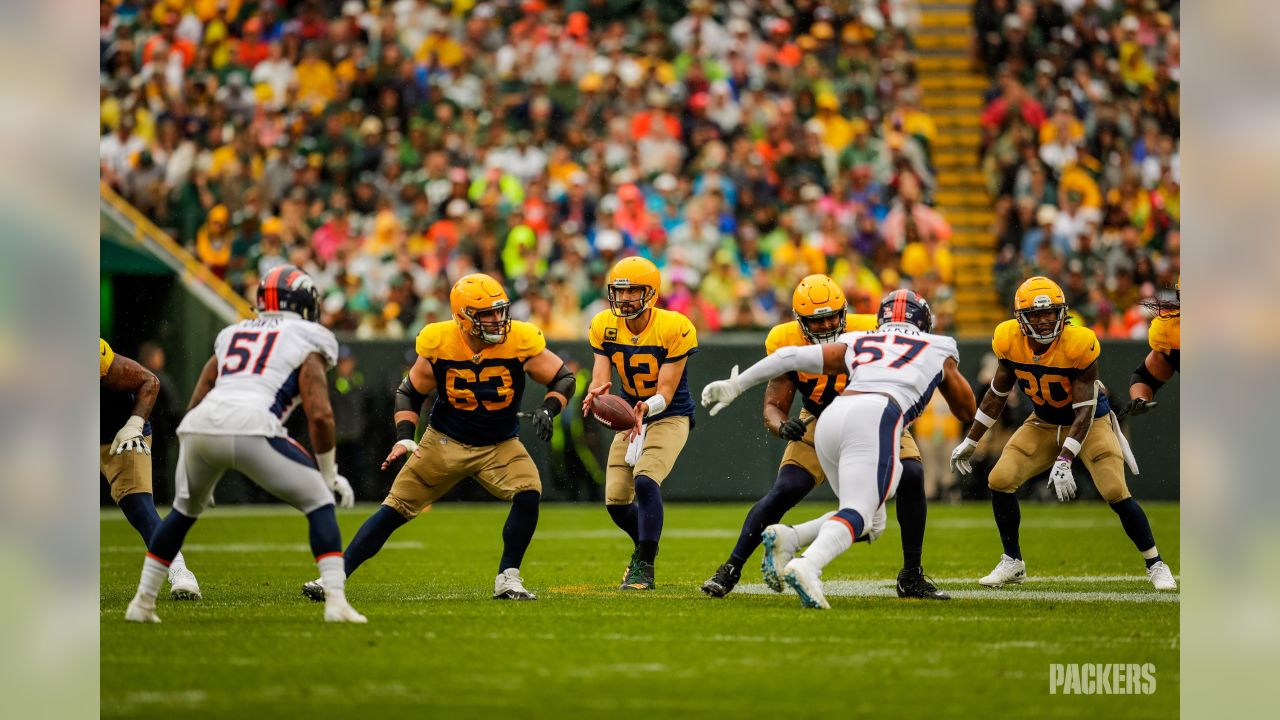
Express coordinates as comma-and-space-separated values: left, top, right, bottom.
465, 302, 511, 344
1017, 302, 1067, 343
607, 283, 653, 319
797, 306, 846, 344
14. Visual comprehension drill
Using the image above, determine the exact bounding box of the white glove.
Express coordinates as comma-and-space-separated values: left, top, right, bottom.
395, 438, 419, 455
949, 437, 977, 475
111, 415, 150, 455
700, 365, 741, 417
1047, 456, 1077, 502
329, 474, 355, 509
316, 449, 354, 508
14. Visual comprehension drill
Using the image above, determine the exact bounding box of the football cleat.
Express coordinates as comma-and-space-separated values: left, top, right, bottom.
621, 561, 655, 591
168, 567, 202, 601
323, 599, 368, 623
124, 598, 161, 623
782, 557, 829, 609
979, 554, 1027, 587
761, 524, 800, 593
896, 567, 950, 600
493, 568, 537, 600
1146, 561, 1177, 591
700, 562, 741, 598
302, 578, 326, 602
620, 547, 641, 586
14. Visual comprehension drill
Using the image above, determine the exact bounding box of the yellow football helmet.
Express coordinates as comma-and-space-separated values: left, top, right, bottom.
793, 274, 847, 343
606, 257, 661, 319
451, 273, 511, 344
1014, 276, 1068, 342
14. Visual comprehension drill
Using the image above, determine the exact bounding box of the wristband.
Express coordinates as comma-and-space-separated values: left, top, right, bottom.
1061, 437, 1082, 458
540, 394, 564, 417
122, 415, 146, 434
974, 409, 998, 427
396, 420, 417, 442
317, 448, 337, 480
644, 393, 667, 417
1056, 455, 1073, 465
989, 380, 1009, 397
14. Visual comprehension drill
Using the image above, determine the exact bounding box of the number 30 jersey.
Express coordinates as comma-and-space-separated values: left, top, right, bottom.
417, 319, 547, 446
765, 314, 877, 417
178, 313, 339, 438
992, 319, 1110, 426
588, 307, 698, 422
836, 327, 959, 422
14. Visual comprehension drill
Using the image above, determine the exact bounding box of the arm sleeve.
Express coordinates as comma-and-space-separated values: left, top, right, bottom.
735, 345, 826, 391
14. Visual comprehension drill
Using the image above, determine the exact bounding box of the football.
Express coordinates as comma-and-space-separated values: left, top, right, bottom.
590, 394, 637, 432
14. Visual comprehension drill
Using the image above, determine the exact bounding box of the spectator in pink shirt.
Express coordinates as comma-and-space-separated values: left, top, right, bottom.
881, 174, 952, 251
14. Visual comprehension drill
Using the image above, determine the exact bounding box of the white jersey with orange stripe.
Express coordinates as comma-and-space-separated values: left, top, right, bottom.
835, 323, 959, 423
177, 312, 338, 438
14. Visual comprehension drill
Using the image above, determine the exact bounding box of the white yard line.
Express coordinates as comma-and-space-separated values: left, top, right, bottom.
736, 580, 1179, 603
100, 541, 425, 554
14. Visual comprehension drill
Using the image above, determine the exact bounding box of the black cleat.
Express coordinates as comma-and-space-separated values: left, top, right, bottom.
302, 579, 326, 602
700, 563, 741, 598
620, 547, 640, 586
896, 567, 950, 600
621, 561, 655, 590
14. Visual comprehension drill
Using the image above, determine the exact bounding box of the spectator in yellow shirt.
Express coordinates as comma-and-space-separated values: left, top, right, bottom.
811, 93, 859, 153
295, 44, 337, 108
900, 231, 954, 285
416, 23, 464, 67
195, 205, 232, 279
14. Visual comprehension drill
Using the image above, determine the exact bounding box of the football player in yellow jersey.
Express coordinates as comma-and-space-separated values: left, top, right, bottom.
100, 338, 201, 600
583, 257, 698, 590
302, 274, 578, 601
699, 275, 948, 600
950, 277, 1176, 590
1125, 280, 1180, 416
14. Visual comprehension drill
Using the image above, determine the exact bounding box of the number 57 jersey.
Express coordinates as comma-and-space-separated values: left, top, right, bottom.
836, 327, 960, 423
178, 313, 339, 438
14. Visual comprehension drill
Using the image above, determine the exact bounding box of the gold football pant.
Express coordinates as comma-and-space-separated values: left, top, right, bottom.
384, 426, 541, 519
988, 413, 1130, 502
605, 416, 690, 505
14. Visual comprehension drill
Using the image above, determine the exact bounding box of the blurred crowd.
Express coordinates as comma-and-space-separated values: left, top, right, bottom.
974, 0, 1180, 338
100, 0, 956, 339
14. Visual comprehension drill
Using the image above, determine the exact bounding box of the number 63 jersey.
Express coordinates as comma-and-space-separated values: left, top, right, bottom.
836, 327, 960, 423
178, 313, 339, 438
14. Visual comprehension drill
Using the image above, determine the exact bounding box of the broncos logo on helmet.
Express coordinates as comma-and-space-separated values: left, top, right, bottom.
877, 289, 934, 333
257, 265, 320, 321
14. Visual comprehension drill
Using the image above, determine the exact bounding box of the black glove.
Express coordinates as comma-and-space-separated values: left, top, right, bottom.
530, 407, 554, 442
778, 417, 808, 441
1121, 398, 1158, 417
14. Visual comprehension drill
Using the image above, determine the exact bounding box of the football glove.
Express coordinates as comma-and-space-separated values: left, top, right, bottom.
329, 474, 355, 509
521, 408, 555, 442
1047, 456, 1077, 502
700, 365, 741, 417
111, 415, 150, 456
1121, 398, 1158, 417
778, 417, 808, 442
949, 437, 977, 474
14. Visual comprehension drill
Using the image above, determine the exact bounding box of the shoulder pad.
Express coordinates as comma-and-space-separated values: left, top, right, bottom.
765, 321, 804, 355
846, 313, 878, 332
991, 320, 1018, 360
1062, 325, 1101, 368
415, 322, 450, 360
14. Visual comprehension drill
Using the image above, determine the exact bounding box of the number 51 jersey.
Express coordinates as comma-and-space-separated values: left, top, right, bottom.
178, 313, 339, 438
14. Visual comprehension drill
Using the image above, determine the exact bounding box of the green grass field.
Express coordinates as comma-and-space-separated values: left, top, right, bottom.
101, 501, 1178, 719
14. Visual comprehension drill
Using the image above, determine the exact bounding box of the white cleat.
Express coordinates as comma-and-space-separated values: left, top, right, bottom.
979, 554, 1027, 587
124, 598, 161, 623
324, 599, 367, 623
169, 567, 202, 601
302, 578, 326, 602
782, 557, 829, 609
1147, 561, 1177, 591
761, 524, 801, 593
493, 568, 537, 600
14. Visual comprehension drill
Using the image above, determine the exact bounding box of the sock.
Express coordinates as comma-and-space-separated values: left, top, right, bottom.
1109, 498, 1161, 566
801, 510, 862, 570
148, 509, 198, 564
118, 492, 162, 547
895, 459, 926, 570
634, 476, 664, 563
606, 504, 640, 545
344, 505, 409, 577
499, 491, 541, 572
306, 504, 343, 557
728, 465, 815, 567
317, 554, 347, 601
791, 511, 838, 546
991, 490, 1022, 560
134, 555, 169, 606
